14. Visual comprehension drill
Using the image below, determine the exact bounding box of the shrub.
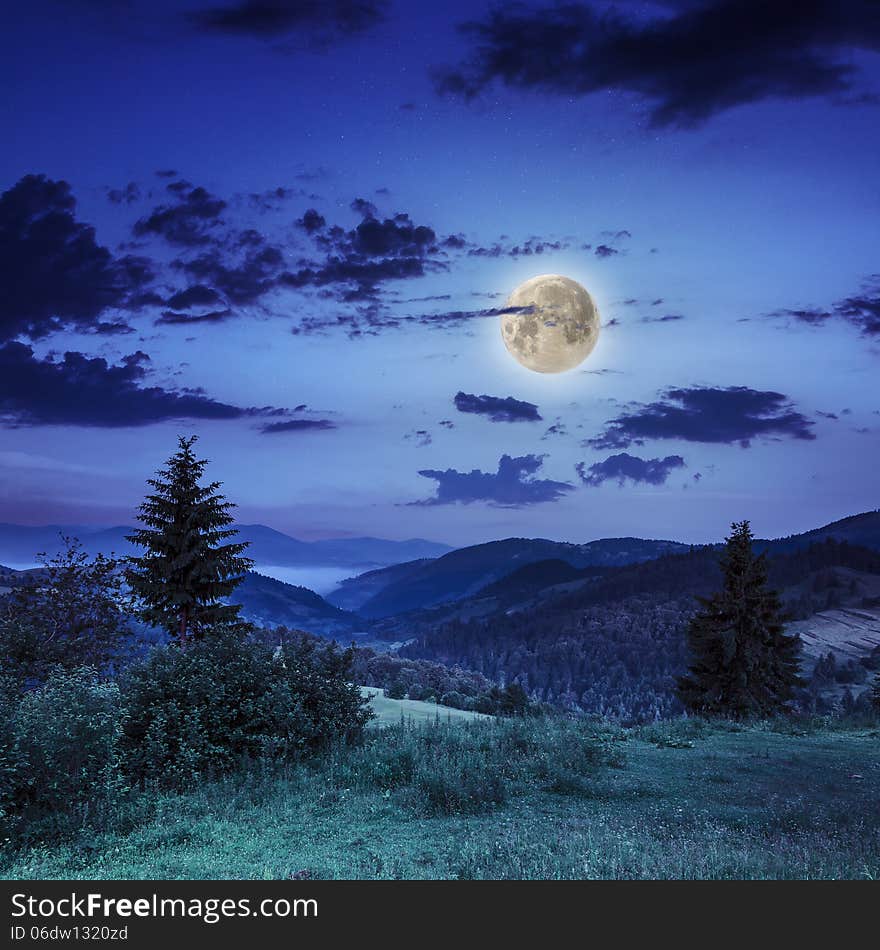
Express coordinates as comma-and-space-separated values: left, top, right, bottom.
11, 667, 123, 814
0, 676, 23, 827
120, 629, 372, 788
120, 631, 303, 787
279, 635, 373, 748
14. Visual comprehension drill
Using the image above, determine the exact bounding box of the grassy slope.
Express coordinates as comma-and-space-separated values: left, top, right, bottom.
3, 720, 878, 881
361, 686, 487, 725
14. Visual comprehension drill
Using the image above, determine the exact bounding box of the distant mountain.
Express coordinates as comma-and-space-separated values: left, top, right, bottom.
0, 559, 369, 642
345, 537, 688, 620
0, 522, 452, 571
326, 559, 434, 612
230, 572, 370, 639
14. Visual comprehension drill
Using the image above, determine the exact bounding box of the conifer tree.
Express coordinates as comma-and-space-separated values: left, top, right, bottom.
677, 520, 801, 718
126, 436, 253, 645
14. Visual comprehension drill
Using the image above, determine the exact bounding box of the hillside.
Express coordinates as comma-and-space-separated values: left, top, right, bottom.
398, 538, 880, 720
360, 686, 488, 725
344, 536, 687, 619
5, 721, 878, 880
764, 510, 880, 555
229, 571, 370, 639
326, 559, 434, 611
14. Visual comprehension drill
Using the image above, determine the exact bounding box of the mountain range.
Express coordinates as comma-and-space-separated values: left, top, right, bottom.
0, 522, 451, 570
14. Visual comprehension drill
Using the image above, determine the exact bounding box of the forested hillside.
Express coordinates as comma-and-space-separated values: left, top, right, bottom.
400, 539, 880, 720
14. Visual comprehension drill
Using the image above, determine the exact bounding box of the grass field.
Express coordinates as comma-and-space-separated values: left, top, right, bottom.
2, 717, 878, 880
361, 686, 488, 725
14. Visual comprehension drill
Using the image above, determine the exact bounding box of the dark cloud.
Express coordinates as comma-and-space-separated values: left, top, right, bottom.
542, 421, 567, 439
107, 182, 141, 205
156, 309, 233, 326
0, 342, 274, 427
404, 429, 433, 447
413, 454, 574, 507
587, 385, 816, 449
134, 183, 227, 246
173, 241, 284, 305
576, 452, 686, 487
0, 174, 154, 342
281, 200, 450, 307
772, 276, 880, 338
166, 284, 224, 310
296, 208, 327, 233
248, 186, 304, 211
642, 313, 685, 323
437, 1, 880, 127
93, 320, 136, 335
594, 244, 619, 259
466, 236, 569, 258
260, 418, 337, 434
190, 0, 387, 42
454, 391, 542, 423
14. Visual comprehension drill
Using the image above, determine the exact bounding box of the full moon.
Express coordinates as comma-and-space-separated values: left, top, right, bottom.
501, 274, 599, 373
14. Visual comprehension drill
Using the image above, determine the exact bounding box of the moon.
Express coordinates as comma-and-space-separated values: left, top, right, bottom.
501, 274, 599, 373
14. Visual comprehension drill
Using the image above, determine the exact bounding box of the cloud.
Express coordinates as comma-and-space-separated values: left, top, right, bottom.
173, 242, 284, 305
576, 452, 686, 487
260, 418, 336, 434
0, 174, 154, 342
413, 454, 574, 507
404, 429, 432, 447
155, 309, 233, 326
107, 182, 141, 205
296, 208, 327, 233
134, 182, 227, 246
771, 276, 880, 338
642, 313, 686, 323
454, 391, 542, 423
587, 385, 816, 449
189, 0, 387, 42
280, 200, 452, 308
166, 284, 224, 310
466, 236, 570, 258
437, 1, 880, 127
594, 244, 619, 259
0, 342, 276, 427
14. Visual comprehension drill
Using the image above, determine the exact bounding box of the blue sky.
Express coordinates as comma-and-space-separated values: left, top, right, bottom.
1, 0, 879, 546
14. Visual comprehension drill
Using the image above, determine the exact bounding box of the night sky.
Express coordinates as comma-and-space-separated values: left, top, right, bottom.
1, 0, 879, 548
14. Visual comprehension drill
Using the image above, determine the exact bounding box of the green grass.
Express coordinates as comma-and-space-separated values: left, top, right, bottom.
2, 718, 878, 880
361, 686, 488, 725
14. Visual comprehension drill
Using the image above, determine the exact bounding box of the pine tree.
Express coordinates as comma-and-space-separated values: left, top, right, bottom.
677, 520, 801, 718
126, 436, 253, 645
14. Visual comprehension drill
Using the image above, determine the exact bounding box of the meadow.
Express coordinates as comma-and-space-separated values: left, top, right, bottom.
3, 713, 878, 881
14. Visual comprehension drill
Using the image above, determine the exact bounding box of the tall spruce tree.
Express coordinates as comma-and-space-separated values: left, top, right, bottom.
677, 520, 801, 718
126, 436, 253, 645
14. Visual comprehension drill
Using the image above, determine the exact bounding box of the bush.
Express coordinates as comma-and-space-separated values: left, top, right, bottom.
121, 631, 301, 787
120, 629, 372, 788
0, 676, 23, 828
279, 635, 374, 748
11, 668, 123, 815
